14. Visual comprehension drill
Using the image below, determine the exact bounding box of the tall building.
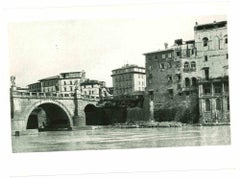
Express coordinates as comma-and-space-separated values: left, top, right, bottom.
194, 21, 229, 123
144, 20, 229, 124
144, 39, 199, 122
111, 64, 146, 96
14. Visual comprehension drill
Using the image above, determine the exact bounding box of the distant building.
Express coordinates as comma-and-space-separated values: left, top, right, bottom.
28, 71, 86, 96
111, 64, 146, 96
80, 79, 105, 98
58, 71, 86, 95
194, 21, 229, 123
28, 82, 41, 92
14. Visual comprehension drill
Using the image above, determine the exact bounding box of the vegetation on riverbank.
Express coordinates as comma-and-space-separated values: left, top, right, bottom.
112, 120, 184, 128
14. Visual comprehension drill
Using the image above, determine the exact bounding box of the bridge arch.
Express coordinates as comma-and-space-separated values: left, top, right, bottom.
25, 100, 73, 130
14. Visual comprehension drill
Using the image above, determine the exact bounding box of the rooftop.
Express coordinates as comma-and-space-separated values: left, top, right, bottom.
194, 21, 227, 31
112, 64, 145, 71
39, 75, 59, 81
80, 79, 101, 86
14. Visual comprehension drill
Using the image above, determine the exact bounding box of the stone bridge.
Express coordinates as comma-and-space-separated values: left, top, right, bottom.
10, 90, 99, 135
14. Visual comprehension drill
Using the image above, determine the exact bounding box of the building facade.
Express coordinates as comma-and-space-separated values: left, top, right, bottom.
144, 20, 229, 124
28, 71, 86, 96
111, 64, 146, 96
194, 21, 229, 123
28, 82, 41, 92
80, 79, 105, 98
144, 39, 199, 122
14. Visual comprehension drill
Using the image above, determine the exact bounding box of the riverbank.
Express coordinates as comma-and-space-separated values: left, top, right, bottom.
109, 120, 230, 129
112, 121, 184, 128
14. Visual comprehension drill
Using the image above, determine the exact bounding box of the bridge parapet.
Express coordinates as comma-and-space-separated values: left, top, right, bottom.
11, 90, 100, 102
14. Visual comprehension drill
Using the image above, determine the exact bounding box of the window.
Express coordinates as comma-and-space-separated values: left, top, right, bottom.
216, 98, 221, 110
176, 74, 181, 81
214, 83, 222, 94
162, 54, 165, 58
224, 35, 228, 44
70, 86, 73, 91
213, 36, 220, 49
168, 89, 174, 99
191, 48, 195, 55
224, 82, 229, 92
202, 37, 209, 47
160, 63, 165, 69
226, 53, 228, 59
205, 99, 211, 111
203, 84, 211, 94
204, 68, 209, 80
176, 51, 181, 57
168, 53, 172, 58
204, 56, 208, 62
191, 61, 196, 69
185, 78, 190, 87
64, 87, 67, 92
192, 77, 197, 87
184, 62, 189, 69
167, 75, 173, 83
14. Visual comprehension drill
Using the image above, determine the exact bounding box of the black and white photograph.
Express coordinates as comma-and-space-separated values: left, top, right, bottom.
1, 0, 239, 178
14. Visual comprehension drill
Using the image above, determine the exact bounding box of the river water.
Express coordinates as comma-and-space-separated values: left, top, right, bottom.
12, 126, 231, 153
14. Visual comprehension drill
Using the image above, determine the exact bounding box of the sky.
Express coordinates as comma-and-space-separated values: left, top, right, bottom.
7, 1, 227, 88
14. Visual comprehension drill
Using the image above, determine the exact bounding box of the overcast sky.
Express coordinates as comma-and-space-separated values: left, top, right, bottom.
8, 2, 227, 87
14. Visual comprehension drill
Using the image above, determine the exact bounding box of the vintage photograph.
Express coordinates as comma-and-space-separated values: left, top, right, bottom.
6, 0, 231, 155
9, 14, 230, 153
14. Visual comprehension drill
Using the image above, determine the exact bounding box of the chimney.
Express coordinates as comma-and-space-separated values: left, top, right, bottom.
164, 43, 168, 49
195, 21, 198, 25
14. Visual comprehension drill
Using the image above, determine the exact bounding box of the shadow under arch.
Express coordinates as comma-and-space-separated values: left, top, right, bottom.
84, 104, 108, 125
25, 101, 73, 131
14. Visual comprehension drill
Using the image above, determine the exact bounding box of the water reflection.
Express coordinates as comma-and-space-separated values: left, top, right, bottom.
12, 126, 231, 153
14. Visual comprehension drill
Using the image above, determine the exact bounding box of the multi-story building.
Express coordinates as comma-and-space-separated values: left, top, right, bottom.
28, 82, 41, 92
58, 71, 86, 95
144, 20, 229, 124
144, 40, 199, 122
111, 64, 146, 96
194, 21, 229, 123
28, 71, 86, 96
80, 79, 105, 98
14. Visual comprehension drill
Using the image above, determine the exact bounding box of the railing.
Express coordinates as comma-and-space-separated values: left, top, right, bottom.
11, 91, 100, 101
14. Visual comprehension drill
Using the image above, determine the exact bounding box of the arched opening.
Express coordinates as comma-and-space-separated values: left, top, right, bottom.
27, 103, 72, 131
202, 37, 209, 47
190, 61, 196, 70
192, 77, 197, 87
213, 36, 220, 49
84, 104, 105, 125
185, 78, 190, 88
184, 62, 189, 69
